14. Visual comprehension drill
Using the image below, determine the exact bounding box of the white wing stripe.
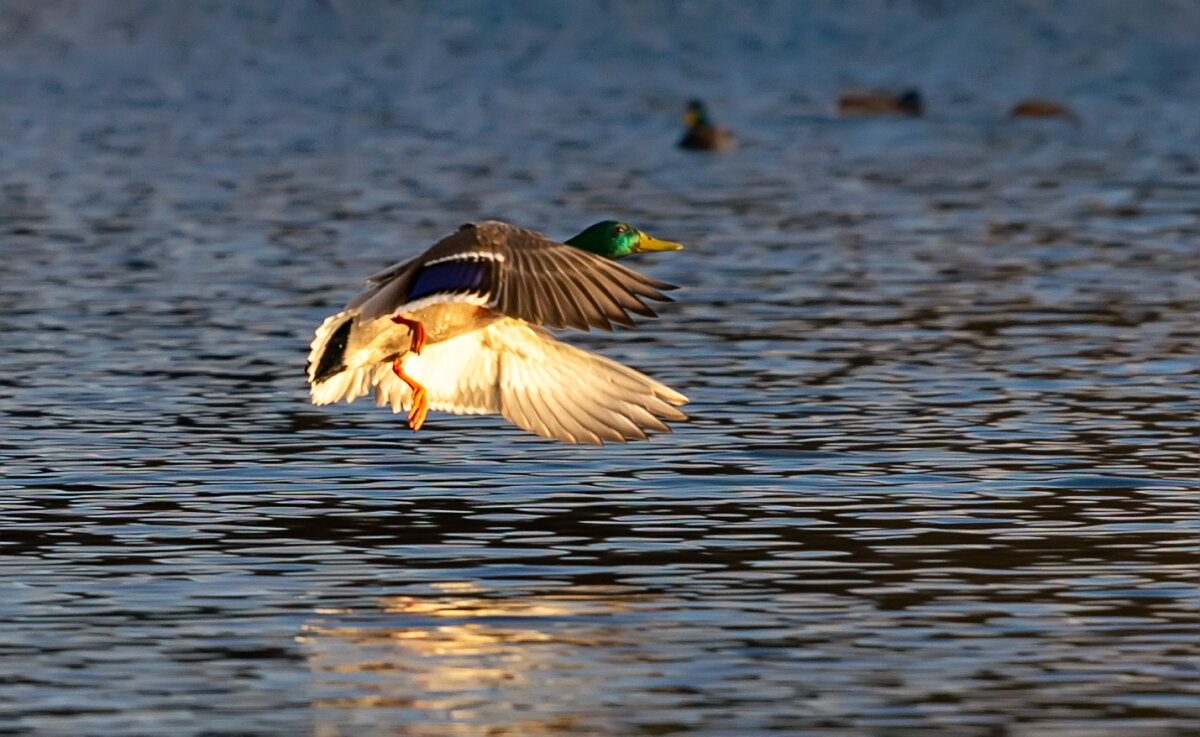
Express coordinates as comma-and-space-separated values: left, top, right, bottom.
423, 251, 507, 266
391, 292, 489, 316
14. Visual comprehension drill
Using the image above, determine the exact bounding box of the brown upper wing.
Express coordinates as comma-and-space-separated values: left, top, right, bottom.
346, 221, 677, 330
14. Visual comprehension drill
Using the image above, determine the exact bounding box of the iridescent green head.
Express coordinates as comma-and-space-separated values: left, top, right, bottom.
566, 221, 684, 260
684, 99, 711, 128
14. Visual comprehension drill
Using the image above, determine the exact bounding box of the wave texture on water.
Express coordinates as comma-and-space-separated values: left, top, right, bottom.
1, 2, 1198, 736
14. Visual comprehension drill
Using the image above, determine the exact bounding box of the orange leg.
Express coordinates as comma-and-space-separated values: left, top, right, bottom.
390, 315, 426, 354
392, 357, 428, 431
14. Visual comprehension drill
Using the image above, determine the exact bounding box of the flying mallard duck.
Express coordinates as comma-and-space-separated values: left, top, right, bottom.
679, 99, 735, 151
837, 88, 924, 116
307, 220, 688, 444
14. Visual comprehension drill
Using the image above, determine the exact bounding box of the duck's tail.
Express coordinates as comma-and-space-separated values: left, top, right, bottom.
306, 310, 378, 406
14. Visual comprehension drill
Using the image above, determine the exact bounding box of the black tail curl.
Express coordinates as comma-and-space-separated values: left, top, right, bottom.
312, 317, 353, 383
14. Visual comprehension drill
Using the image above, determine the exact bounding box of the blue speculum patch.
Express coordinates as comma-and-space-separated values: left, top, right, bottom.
409, 259, 492, 300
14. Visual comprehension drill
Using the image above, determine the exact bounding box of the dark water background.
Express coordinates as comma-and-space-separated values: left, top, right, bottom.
1, 1, 1198, 735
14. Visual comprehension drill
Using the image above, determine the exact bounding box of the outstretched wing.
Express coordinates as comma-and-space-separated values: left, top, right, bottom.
371, 318, 688, 445
347, 221, 676, 331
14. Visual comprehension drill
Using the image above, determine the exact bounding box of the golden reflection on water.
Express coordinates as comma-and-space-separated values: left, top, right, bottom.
300, 583, 655, 734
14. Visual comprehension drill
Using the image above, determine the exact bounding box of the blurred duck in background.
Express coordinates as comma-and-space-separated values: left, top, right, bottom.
1009, 98, 1077, 119
678, 99, 736, 151
838, 88, 924, 116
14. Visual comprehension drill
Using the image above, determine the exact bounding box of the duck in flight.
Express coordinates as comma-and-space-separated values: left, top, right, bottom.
307, 221, 688, 444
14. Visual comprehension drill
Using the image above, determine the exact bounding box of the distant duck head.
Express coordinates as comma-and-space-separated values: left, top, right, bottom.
896, 89, 923, 116
684, 99, 711, 129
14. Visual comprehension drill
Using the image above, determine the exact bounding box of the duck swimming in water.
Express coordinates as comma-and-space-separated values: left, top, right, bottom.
837, 88, 924, 116
678, 99, 735, 151
307, 220, 688, 444
1009, 98, 1076, 120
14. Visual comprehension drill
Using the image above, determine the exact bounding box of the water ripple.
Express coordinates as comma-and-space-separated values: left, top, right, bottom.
2, 2, 1199, 735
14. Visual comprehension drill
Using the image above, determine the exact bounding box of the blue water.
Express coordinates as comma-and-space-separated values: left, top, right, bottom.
1, 1, 1198, 735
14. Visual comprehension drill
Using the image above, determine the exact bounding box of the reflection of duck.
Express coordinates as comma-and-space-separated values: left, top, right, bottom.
678, 99, 735, 150
837, 88, 924, 116
300, 586, 655, 730
1009, 98, 1076, 119
307, 220, 688, 444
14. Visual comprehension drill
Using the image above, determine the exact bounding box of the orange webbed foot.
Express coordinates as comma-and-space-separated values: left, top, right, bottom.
407, 385, 429, 431
392, 357, 429, 432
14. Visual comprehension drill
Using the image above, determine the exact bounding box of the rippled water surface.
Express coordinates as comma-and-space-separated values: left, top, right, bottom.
2, 2, 1198, 735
